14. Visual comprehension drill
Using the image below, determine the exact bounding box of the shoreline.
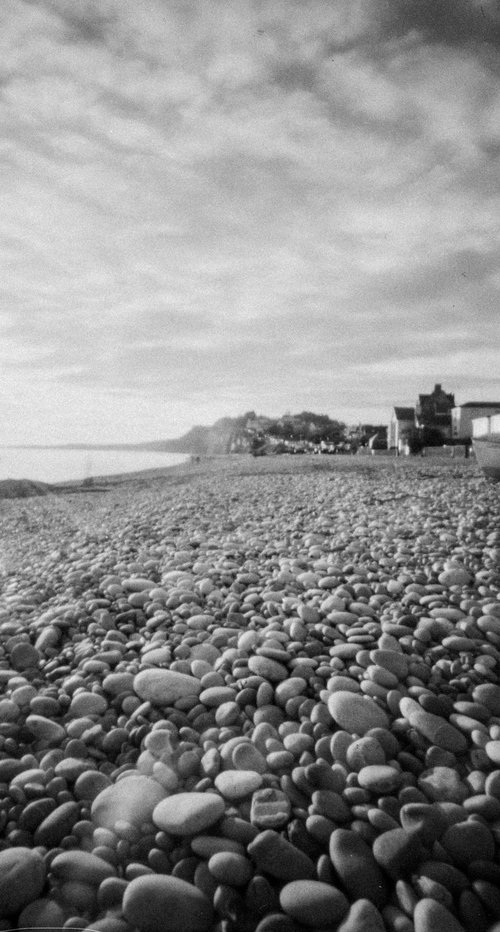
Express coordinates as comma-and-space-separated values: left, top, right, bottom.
54, 447, 482, 487
0, 445, 479, 500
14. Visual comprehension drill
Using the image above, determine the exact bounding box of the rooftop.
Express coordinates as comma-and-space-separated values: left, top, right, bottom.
456, 401, 500, 409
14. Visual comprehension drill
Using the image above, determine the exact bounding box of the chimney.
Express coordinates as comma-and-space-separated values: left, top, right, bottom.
435, 384, 441, 392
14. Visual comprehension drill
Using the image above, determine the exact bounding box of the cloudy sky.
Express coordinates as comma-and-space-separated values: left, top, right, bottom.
1, 0, 500, 443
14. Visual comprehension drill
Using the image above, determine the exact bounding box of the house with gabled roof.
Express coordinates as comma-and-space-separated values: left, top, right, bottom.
388, 406, 415, 452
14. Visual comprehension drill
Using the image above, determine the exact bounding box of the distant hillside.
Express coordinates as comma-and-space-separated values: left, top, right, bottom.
0, 479, 52, 499
145, 417, 239, 456
145, 411, 349, 456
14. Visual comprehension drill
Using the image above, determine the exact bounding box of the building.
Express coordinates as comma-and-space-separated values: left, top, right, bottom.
388, 407, 415, 452
415, 383, 455, 441
452, 403, 500, 441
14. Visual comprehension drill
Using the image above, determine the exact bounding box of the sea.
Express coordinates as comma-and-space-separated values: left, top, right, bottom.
0, 447, 189, 485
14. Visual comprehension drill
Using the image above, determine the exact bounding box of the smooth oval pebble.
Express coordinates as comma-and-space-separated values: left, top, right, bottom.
152, 792, 225, 835
248, 655, 289, 681
372, 827, 424, 879
75, 770, 112, 801
327, 692, 389, 735
0, 847, 46, 917
399, 803, 447, 844
25, 714, 65, 744
336, 898, 386, 932
199, 686, 236, 706
232, 742, 268, 773
473, 684, 500, 715
279, 880, 349, 927
122, 874, 213, 932
215, 770, 263, 799
34, 800, 80, 846
346, 736, 386, 770
248, 829, 315, 881
10, 641, 40, 669
329, 828, 388, 907
191, 835, 246, 858
370, 649, 408, 679
358, 764, 401, 793
102, 672, 135, 695
413, 897, 466, 932
133, 668, 202, 705
399, 697, 467, 753
485, 741, 500, 765
441, 820, 495, 867
18, 896, 66, 929
55, 757, 96, 781
69, 691, 108, 716
50, 850, 117, 884
91, 776, 165, 830
207, 851, 253, 886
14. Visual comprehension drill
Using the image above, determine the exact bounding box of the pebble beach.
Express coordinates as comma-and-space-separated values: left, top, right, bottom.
1, 452, 500, 932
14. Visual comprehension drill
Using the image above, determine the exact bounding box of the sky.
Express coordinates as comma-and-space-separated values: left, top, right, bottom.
1, 0, 500, 443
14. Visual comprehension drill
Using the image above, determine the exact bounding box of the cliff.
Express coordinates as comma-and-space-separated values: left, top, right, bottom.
144, 417, 238, 456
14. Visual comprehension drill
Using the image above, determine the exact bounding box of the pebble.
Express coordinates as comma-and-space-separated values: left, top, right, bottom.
279, 880, 349, 927
250, 787, 291, 828
418, 767, 469, 803
441, 820, 495, 867
438, 567, 471, 587
329, 829, 388, 907
18, 897, 66, 929
10, 640, 41, 668
0, 847, 46, 917
473, 683, 500, 715
399, 697, 467, 753
50, 850, 117, 884
485, 740, 500, 765
232, 741, 268, 773
370, 648, 408, 679
357, 764, 402, 793
191, 835, 246, 858
133, 668, 202, 704
25, 713, 66, 744
34, 800, 80, 846
91, 775, 165, 829
248, 829, 315, 880
413, 898, 466, 932
248, 655, 289, 681
327, 691, 389, 734
215, 769, 263, 799
372, 827, 425, 879
152, 792, 225, 835
346, 736, 386, 770
74, 770, 112, 801
399, 802, 447, 843
102, 671, 135, 694
69, 691, 108, 716
337, 898, 386, 931
122, 874, 213, 931
207, 851, 253, 886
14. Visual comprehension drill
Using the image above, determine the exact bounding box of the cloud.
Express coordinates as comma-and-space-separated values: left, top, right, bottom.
0, 0, 499, 443
380, 0, 500, 51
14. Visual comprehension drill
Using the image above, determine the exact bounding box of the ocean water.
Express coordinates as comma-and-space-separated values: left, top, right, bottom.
0, 447, 188, 484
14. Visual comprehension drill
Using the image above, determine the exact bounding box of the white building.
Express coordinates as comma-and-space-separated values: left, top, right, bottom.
388, 406, 415, 452
452, 403, 500, 440
472, 413, 500, 438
